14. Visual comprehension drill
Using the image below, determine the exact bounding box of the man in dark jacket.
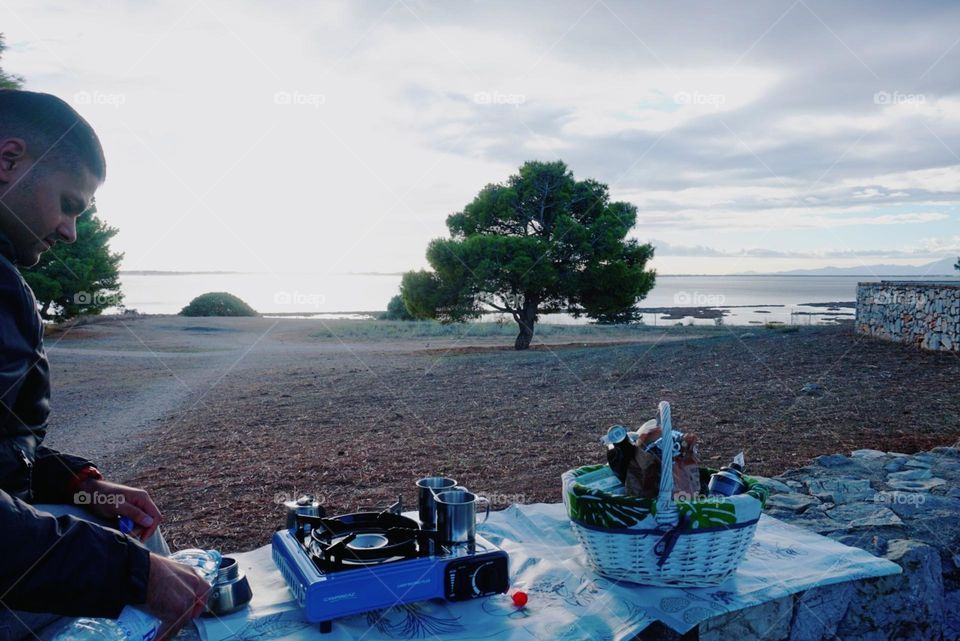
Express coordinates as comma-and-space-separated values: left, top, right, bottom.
0, 90, 210, 641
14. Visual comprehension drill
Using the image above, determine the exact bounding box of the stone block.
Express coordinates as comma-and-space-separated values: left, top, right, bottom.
806, 477, 874, 504
699, 595, 793, 641
766, 493, 820, 513
788, 582, 854, 641
835, 539, 943, 641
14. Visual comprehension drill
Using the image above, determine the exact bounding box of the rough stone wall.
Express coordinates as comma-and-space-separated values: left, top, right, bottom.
692, 448, 960, 641
856, 281, 959, 351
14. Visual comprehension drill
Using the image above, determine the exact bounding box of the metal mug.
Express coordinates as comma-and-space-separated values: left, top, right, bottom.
433, 488, 490, 546
416, 477, 458, 529
203, 557, 253, 616
283, 494, 323, 529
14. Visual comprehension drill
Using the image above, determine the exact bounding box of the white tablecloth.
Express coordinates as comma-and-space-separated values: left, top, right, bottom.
194, 503, 901, 641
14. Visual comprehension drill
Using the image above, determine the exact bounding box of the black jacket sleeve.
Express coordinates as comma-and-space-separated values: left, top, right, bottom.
0, 254, 96, 502
33, 445, 96, 503
0, 490, 151, 617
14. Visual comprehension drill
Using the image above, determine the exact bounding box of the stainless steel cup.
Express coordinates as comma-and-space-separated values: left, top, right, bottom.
434, 488, 490, 546
203, 557, 253, 616
416, 476, 457, 529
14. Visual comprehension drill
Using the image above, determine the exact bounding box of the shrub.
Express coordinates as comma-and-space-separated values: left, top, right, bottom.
378, 294, 415, 321
179, 292, 258, 317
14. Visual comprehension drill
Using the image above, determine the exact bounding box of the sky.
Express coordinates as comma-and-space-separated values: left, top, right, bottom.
3, 0, 959, 275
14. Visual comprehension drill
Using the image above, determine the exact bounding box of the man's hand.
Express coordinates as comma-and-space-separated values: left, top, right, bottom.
144, 553, 211, 641
78, 478, 163, 543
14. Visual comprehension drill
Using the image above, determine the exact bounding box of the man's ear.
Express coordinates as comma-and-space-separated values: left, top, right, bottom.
0, 138, 29, 185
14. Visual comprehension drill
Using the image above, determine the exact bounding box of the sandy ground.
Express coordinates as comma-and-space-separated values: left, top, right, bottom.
41, 315, 960, 553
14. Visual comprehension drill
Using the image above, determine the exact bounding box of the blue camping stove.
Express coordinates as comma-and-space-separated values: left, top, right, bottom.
272, 499, 509, 633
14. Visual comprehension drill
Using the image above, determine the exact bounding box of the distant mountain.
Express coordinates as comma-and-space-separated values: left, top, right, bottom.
741, 256, 959, 277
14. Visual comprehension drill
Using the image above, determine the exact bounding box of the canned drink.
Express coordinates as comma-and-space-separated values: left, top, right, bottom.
708, 452, 748, 496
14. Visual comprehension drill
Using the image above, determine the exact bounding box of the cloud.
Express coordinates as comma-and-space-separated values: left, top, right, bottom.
5, 0, 959, 273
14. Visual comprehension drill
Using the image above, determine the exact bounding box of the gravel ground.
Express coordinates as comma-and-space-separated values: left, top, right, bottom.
41, 315, 960, 553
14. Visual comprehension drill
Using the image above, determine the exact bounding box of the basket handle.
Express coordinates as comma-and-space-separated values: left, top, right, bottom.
655, 401, 679, 528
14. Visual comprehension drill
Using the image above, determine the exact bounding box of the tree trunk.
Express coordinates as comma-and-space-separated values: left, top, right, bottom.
513, 299, 537, 350
40, 300, 51, 320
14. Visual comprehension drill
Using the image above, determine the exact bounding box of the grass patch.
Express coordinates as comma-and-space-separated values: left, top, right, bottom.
305, 320, 714, 341
764, 322, 801, 333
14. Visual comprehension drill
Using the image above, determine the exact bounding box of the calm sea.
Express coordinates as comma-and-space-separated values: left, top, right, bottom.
116, 272, 958, 326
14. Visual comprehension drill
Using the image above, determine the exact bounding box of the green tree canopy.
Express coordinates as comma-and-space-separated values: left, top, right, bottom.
23, 206, 124, 320
0, 34, 24, 90
402, 160, 656, 349
180, 292, 258, 317
379, 293, 415, 320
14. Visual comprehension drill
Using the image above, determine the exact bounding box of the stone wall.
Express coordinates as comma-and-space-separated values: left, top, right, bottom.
856, 281, 959, 351
693, 447, 960, 641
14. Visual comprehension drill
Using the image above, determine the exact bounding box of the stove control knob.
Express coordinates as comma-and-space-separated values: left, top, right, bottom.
445, 555, 509, 601
471, 560, 502, 596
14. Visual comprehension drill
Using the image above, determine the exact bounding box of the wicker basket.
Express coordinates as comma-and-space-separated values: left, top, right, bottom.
562, 401, 768, 587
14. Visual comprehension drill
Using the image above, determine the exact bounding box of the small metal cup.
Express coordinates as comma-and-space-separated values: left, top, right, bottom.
283, 495, 322, 529
434, 488, 490, 546
416, 477, 457, 529
203, 557, 253, 616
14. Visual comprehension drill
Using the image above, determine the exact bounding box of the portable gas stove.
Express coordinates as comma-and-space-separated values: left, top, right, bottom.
272, 498, 510, 633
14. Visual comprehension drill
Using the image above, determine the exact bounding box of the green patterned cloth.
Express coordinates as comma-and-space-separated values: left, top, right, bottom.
562, 464, 768, 531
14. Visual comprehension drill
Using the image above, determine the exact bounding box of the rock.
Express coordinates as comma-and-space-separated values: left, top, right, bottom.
815, 453, 857, 468
834, 532, 889, 557
851, 449, 887, 460
887, 468, 932, 482
945, 590, 960, 641
800, 382, 824, 397
699, 595, 793, 641
775, 508, 842, 534
883, 457, 909, 473
824, 502, 903, 529
886, 477, 947, 492
750, 475, 794, 494
932, 447, 960, 458
931, 460, 960, 482
789, 582, 854, 641
806, 477, 874, 504
836, 539, 944, 641
885, 493, 960, 520
766, 493, 820, 513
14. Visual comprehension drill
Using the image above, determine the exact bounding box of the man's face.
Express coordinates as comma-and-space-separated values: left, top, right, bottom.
0, 149, 100, 267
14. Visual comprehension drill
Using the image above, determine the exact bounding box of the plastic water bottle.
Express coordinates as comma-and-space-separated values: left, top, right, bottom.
53, 549, 221, 641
